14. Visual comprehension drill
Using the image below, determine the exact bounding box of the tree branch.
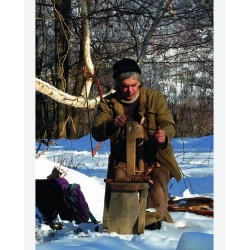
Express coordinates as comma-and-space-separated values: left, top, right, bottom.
35, 78, 115, 109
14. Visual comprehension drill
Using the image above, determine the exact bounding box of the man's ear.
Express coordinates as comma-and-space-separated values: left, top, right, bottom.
138, 81, 141, 87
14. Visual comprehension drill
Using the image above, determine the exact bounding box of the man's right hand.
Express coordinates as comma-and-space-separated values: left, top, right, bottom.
113, 115, 127, 128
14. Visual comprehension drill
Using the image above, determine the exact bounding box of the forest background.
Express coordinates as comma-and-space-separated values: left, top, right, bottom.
35, 0, 213, 142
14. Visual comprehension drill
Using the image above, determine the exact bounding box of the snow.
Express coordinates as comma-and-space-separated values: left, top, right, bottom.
35, 135, 214, 250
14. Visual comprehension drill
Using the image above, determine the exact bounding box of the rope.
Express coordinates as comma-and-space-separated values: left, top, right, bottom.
82, 67, 103, 156
92, 141, 102, 156
82, 66, 103, 98
83, 79, 94, 156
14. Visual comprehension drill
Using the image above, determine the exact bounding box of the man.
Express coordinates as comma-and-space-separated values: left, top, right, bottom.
92, 58, 182, 229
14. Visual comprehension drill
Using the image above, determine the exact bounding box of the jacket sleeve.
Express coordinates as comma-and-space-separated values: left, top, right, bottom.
91, 98, 117, 142
154, 90, 176, 149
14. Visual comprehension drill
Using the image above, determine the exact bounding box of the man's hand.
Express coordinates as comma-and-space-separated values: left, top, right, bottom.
155, 126, 166, 144
113, 115, 127, 128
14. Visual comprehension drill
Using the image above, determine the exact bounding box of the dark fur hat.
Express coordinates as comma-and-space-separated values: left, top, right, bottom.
112, 58, 141, 79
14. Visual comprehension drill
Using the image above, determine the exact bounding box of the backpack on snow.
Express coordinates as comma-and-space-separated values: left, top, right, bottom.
62, 182, 98, 224
36, 177, 98, 225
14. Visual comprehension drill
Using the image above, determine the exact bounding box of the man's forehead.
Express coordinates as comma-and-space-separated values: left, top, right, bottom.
121, 77, 140, 85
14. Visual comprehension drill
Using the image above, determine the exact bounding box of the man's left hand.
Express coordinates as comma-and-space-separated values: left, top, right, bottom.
155, 127, 166, 144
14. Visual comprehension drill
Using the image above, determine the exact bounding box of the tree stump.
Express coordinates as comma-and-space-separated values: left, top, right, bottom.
103, 182, 148, 234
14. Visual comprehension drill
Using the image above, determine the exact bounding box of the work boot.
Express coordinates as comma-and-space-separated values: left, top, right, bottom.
145, 220, 162, 230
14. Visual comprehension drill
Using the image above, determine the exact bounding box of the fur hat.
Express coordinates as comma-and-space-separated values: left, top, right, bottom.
112, 58, 141, 79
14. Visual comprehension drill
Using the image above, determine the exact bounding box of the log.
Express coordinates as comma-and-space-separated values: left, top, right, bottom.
168, 196, 214, 218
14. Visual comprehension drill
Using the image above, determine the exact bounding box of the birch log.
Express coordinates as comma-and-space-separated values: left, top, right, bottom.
35, 77, 115, 109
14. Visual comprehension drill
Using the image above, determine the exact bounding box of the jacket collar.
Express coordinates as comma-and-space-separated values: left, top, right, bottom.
110, 87, 147, 119
110, 98, 124, 116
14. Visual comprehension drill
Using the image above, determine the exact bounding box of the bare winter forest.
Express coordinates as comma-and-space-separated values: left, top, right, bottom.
35, 0, 213, 140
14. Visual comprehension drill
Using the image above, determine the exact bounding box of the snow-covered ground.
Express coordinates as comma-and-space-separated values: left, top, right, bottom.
35, 135, 214, 250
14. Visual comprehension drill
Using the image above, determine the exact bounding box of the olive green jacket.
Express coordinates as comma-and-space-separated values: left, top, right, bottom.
92, 87, 182, 181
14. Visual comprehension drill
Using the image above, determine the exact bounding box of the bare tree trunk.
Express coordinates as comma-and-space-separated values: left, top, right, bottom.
138, 0, 166, 64
53, 0, 71, 138
67, 0, 95, 138
68, 44, 85, 138
81, 0, 94, 97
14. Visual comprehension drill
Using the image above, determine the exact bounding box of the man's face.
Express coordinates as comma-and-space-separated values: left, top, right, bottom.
117, 76, 141, 101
